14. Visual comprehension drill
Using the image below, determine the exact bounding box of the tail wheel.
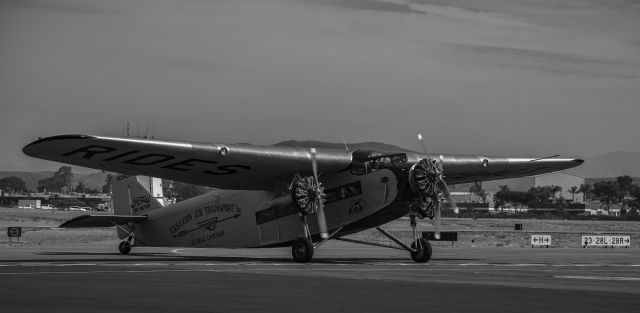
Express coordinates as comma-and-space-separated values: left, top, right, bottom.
118, 241, 131, 255
292, 237, 314, 263
410, 238, 432, 263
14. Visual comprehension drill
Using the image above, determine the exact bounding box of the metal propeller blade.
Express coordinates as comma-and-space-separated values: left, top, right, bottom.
310, 148, 329, 239
416, 133, 459, 239
438, 177, 459, 214
417, 133, 427, 154
434, 177, 457, 240
434, 200, 441, 240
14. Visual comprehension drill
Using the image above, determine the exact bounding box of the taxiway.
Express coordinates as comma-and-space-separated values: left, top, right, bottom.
1, 240, 638, 312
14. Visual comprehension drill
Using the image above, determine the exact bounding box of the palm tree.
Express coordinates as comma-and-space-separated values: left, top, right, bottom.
569, 186, 579, 202
579, 183, 592, 203
469, 182, 488, 202
550, 185, 562, 203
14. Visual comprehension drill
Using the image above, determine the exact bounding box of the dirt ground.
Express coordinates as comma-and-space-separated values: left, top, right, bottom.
1, 207, 638, 248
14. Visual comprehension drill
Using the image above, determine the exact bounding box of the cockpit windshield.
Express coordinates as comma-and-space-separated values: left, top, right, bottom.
351, 151, 407, 175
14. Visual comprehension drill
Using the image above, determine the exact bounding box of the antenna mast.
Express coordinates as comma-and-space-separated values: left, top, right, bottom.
340, 132, 349, 154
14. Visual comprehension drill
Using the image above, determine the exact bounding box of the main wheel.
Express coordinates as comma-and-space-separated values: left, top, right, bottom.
118, 241, 132, 255
292, 237, 314, 263
410, 238, 432, 263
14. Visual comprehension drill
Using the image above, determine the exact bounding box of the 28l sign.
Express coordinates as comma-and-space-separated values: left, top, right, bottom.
582, 235, 630, 248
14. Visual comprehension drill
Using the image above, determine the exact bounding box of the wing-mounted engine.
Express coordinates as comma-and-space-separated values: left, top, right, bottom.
408, 157, 455, 219
292, 175, 326, 216
290, 148, 329, 244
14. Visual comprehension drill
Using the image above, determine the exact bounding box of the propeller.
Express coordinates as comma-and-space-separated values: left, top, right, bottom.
414, 134, 458, 240
310, 148, 329, 239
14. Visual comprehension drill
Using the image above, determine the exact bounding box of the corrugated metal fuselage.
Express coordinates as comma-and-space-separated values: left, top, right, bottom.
132, 168, 409, 248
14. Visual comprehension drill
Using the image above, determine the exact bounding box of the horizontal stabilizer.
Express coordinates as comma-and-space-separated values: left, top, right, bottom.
59, 215, 148, 228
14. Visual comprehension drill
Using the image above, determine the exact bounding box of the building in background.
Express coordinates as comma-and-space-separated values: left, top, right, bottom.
483, 172, 586, 203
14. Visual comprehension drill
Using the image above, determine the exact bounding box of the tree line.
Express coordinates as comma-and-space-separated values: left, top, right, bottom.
4, 168, 638, 213
487, 175, 640, 214
0, 166, 106, 195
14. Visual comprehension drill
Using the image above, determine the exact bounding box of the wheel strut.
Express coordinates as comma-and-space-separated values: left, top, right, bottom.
375, 227, 416, 253
112, 221, 145, 254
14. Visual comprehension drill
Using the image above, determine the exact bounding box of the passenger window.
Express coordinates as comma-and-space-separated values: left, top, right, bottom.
255, 207, 277, 225
344, 182, 362, 197
325, 189, 339, 204
276, 203, 298, 218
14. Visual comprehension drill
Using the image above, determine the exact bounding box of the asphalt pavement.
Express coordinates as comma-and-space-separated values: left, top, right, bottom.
1, 240, 638, 313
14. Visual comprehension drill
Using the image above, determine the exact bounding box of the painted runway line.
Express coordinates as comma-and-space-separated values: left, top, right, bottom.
1, 261, 640, 268
0, 269, 234, 275
556, 275, 640, 281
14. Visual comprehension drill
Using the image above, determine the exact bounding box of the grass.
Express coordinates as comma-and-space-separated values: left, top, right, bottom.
356, 218, 640, 248
0, 207, 115, 246
1, 207, 638, 248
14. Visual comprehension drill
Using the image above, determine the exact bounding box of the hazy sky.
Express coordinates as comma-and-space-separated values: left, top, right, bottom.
1, 0, 639, 172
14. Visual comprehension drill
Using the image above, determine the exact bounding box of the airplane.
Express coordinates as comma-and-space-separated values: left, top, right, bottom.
23, 134, 583, 263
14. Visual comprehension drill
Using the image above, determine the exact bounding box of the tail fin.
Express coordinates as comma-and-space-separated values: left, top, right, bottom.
111, 175, 164, 216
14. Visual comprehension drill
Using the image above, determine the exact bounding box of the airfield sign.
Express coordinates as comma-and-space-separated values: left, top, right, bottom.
582, 235, 630, 248
531, 235, 551, 247
7, 227, 22, 243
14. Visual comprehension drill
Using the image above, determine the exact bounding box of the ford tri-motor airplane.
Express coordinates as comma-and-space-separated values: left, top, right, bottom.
23, 134, 583, 263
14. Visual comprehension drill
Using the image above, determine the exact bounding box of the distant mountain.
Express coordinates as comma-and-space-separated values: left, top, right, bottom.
76, 172, 109, 191
564, 151, 640, 178
0, 171, 108, 191
585, 177, 640, 185
273, 140, 412, 152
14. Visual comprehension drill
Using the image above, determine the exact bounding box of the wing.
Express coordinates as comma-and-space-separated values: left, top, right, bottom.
24, 134, 583, 190
404, 153, 584, 185
59, 215, 148, 228
23, 135, 353, 190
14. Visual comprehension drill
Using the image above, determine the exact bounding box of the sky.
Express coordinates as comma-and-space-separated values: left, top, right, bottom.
1, 0, 639, 172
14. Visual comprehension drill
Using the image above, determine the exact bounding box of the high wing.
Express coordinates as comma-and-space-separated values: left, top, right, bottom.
59, 215, 148, 228
23, 134, 583, 190
405, 152, 584, 185
23, 135, 353, 190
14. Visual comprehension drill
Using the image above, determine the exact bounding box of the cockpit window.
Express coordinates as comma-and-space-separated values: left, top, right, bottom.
351, 152, 407, 175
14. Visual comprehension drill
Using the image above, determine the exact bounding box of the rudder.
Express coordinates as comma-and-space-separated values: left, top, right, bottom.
111, 175, 164, 216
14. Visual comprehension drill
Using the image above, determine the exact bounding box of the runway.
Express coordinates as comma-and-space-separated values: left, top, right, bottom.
1, 240, 638, 313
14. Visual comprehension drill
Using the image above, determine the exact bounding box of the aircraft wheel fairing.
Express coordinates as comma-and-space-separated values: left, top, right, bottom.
119, 241, 131, 255
410, 238, 431, 263
292, 237, 314, 263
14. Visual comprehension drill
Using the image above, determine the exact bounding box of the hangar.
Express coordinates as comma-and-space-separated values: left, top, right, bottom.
481, 172, 586, 202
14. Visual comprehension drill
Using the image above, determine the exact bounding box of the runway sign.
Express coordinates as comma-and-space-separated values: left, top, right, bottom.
423, 231, 457, 241
7, 227, 22, 238
582, 235, 630, 248
531, 235, 551, 247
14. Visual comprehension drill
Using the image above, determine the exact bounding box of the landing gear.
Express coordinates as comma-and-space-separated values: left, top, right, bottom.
408, 212, 431, 263
410, 238, 432, 263
118, 241, 131, 255
292, 237, 314, 263
112, 222, 143, 255
289, 212, 343, 263
334, 210, 433, 263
